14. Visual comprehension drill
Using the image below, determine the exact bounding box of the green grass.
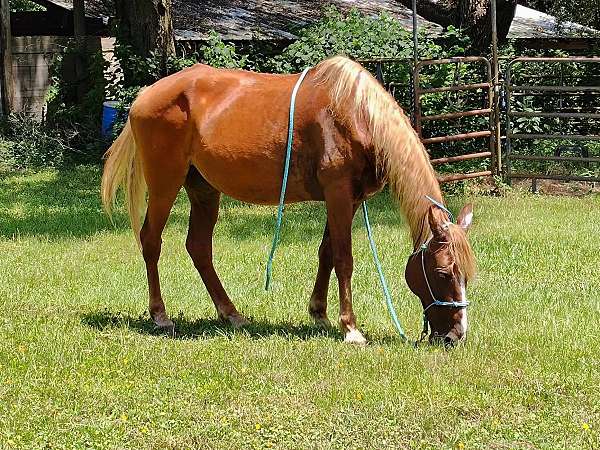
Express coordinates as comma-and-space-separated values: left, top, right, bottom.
0, 166, 599, 449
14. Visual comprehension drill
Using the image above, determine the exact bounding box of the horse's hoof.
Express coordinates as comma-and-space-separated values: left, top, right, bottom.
228, 314, 249, 328
344, 329, 367, 346
312, 316, 332, 328
157, 324, 176, 337
152, 313, 175, 336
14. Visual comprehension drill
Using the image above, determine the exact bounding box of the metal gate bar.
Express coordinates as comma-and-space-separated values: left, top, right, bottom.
413, 56, 496, 182
505, 57, 600, 184
438, 171, 494, 183
359, 56, 497, 183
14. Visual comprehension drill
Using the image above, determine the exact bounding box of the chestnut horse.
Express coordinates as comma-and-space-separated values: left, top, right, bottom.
101, 56, 476, 345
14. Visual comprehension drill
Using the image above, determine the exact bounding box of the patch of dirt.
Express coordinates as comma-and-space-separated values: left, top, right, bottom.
512, 179, 600, 197
441, 175, 600, 198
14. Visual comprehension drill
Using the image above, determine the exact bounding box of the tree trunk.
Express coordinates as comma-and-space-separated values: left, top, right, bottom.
114, 0, 175, 84
400, 0, 517, 52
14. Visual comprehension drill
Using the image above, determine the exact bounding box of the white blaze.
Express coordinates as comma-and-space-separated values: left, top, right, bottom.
459, 279, 468, 335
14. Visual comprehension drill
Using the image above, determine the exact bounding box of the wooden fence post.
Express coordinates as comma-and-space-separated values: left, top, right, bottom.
0, 0, 14, 116
73, 0, 86, 103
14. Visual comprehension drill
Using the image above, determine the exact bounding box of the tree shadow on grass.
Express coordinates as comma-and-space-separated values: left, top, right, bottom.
0, 165, 411, 243
0, 167, 134, 239
81, 309, 343, 341
0, 166, 184, 239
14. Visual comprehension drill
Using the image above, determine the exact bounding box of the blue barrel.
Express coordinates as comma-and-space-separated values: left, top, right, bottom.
101, 101, 119, 137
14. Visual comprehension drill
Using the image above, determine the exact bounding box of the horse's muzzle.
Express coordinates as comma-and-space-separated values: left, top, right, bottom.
430, 331, 465, 347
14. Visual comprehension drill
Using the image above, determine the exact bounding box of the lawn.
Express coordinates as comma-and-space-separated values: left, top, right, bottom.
0, 166, 599, 449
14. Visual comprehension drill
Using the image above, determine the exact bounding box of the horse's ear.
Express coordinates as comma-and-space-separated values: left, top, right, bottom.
427, 205, 450, 237
456, 203, 474, 231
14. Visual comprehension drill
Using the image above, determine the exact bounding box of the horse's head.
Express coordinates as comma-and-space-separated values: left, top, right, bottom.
405, 203, 475, 346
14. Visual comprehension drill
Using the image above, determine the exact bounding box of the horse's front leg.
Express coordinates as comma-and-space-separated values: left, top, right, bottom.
323, 183, 366, 345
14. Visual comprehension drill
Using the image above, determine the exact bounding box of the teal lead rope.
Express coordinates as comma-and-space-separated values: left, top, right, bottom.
424, 195, 454, 223
361, 202, 408, 342
265, 66, 417, 343
265, 67, 311, 290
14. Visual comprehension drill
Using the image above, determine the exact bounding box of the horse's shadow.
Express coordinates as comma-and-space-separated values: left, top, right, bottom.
81, 309, 344, 341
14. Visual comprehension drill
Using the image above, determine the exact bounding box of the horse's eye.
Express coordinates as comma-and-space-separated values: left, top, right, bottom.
435, 269, 452, 280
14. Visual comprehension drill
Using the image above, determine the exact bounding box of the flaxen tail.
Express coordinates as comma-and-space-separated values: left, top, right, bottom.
101, 118, 147, 247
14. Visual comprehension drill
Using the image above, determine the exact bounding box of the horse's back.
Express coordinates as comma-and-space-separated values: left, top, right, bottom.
128, 64, 356, 204
131, 64, 296, 118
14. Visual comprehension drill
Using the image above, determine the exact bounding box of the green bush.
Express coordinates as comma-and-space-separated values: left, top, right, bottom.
112, 31, 247, 89
0, 114, 70, 169
199, 31, 248, 69
9, 0, 43, 11
0, 113, 105, 170
266, 7, 413, 73
46, 43, 107, 129
266, 8, 470, 74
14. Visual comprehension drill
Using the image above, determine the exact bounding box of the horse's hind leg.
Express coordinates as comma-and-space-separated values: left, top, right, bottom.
184, 167, 247, 327
309, 224, 333, 327
140, 160, 188, 332
141, 189, 183, 331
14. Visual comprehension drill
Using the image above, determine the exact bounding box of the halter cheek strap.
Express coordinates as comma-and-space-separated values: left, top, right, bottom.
421, 250, 468, 313
418, 243, 470, 342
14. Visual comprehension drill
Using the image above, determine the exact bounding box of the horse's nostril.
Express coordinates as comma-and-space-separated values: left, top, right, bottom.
443, 335, 455, 347
429, 333, 450, 346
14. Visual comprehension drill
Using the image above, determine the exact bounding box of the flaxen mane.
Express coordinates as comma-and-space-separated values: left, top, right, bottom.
314, 56, 476, 278
314, 56, 442, 248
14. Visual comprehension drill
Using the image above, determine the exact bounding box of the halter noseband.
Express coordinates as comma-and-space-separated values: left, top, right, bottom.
417, 198, 469, 342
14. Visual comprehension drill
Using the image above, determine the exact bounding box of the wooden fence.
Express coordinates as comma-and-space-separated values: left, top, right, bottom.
4, 35, 103, 119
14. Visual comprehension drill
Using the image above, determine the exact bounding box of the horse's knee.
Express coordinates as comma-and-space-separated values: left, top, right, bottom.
185, 239, 212, 272
333, 255, 353, 278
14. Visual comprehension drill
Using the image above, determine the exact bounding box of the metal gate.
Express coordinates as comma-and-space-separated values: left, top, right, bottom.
413, 56, 497, 182
505, 57, 600, 184
361, 56, 499, 183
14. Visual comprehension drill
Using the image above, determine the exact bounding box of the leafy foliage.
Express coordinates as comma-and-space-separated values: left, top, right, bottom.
8, 0, 44, 11
266, 7, 414, 73
113, 31, 247, 88
199, 31, 248, 69
0, 114, 71, 169
46, 43, 107, 128
526, 0, 600, 32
